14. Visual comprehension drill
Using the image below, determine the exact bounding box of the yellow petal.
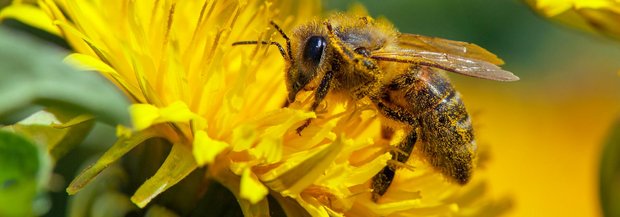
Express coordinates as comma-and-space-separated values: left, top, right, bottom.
0, 4, 60, 35
343, 153, 391, 187
231, 124, 258, 152
230, 108, 314, 163
529, 0, 620, 40
67, 130, 157, 194
573, 1, 620, 10
192, 130, 229, 166
131, 144, 197, 208
250, 136, 283, 164
296, 196, 331, 217
240, 168, 268, 204
129, 101, 202, 131
534, 0, 573, 16
159, 101, 197, 123
315, 151, 390, 192
64, 53, 117, 75
534, 0, 620, 16
63, 53, 145, 103
261, 136, 346, 196
129, 104, 160, 131
51, 20, 106, 61
116, 125, 133, 138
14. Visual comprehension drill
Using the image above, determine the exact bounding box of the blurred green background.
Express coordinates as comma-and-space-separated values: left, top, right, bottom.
325, 0, 620, 217
2, 0, 620, 216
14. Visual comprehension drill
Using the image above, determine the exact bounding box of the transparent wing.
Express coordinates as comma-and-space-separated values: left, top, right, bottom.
397, 33, 505, 65
372, 49, 519, 81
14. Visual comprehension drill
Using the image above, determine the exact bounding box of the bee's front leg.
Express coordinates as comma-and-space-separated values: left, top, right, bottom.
296, 70, 334, 135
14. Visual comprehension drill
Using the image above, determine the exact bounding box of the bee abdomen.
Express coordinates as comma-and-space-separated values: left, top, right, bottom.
420, 91, 475, 184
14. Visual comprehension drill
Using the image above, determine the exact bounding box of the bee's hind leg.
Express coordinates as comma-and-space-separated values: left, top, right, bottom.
371, 128, 418, 201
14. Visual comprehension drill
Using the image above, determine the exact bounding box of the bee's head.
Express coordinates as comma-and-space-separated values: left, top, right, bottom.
231, 21, 332, 104
286, 34, 328, 103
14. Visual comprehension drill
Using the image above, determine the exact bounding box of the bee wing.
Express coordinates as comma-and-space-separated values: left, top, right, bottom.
397, 33, 505, 65
372, 49, 519, 81
370, 32, 519, 81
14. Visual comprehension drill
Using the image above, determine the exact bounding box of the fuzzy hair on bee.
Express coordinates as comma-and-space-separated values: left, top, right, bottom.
232, 13, 518, 202
285, 15, 400, 109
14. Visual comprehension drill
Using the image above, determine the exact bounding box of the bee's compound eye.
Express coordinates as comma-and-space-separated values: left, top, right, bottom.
303, 36, 326, 66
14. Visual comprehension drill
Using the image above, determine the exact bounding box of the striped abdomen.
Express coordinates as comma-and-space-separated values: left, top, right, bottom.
383, 66, 476, 184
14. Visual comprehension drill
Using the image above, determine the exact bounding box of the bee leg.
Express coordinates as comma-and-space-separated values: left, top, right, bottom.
393, 129, 417, 164
296, 119, 311, 135
371, 126, 396, 202
379, 126, 415, 171
387, 159, 416, 172
380, 125, 413, 159
371, 129, 417, 201
296, 70, 335, 135
381, 126, 395, 140
371, 166, 395, 202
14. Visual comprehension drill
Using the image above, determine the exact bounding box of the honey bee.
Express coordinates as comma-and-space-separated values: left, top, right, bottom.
233, 14, 518, 201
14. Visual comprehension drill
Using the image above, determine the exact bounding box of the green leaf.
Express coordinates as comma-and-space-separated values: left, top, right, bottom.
10, 113, 95, 160
0, 27, 130, 126
0, 130, 52, 217
0, 105, 42, 124
600, 119, 620, 217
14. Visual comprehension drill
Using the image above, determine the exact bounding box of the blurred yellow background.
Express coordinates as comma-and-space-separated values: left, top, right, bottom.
326, 1, 620, 216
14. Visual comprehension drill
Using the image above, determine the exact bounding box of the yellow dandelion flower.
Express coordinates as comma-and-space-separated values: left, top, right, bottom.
526, 0, 620, 40
1, 0, 510, 216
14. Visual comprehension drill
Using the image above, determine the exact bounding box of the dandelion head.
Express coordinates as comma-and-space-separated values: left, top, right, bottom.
1, 0, 510, 215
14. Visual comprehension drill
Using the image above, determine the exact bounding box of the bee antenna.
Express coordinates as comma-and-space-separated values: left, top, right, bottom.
269, 21, 293, 61
232, 41, 288, 61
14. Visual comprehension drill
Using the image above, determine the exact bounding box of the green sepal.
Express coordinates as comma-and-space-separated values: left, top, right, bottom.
0, 130, 52, 217
9, 113, 95, 160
